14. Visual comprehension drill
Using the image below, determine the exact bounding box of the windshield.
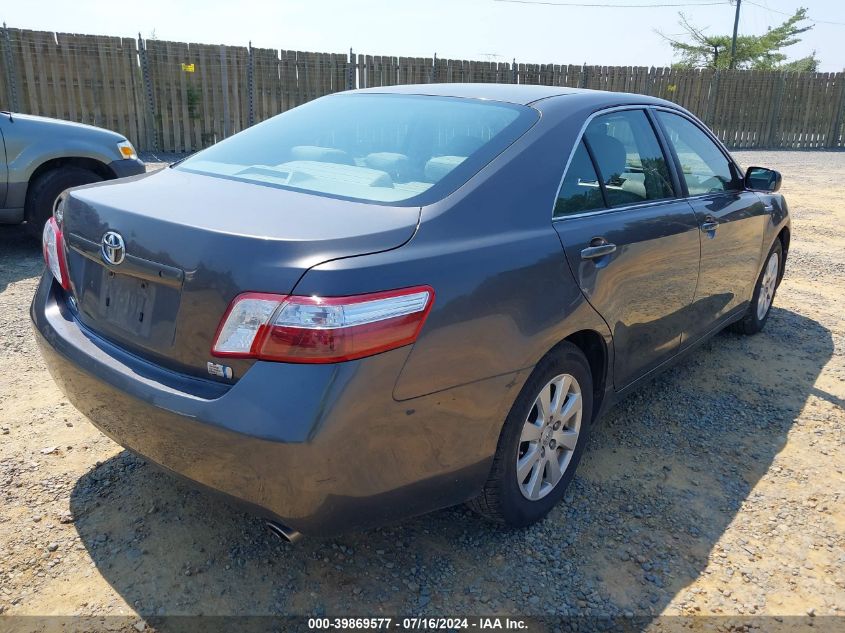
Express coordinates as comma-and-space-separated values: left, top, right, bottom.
176, 94, 538, 205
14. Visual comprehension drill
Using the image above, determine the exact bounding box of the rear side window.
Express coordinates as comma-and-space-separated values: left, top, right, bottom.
555, 141, 605, 217
584, 110, 675, 207
655, 111, 740, 195
175, 94, 538, 206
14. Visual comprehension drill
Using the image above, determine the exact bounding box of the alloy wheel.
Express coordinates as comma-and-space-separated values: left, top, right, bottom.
756, 251, 780, 321
516, 373, 582, 501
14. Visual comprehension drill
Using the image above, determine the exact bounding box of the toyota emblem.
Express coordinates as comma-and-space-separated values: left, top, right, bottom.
101, 231, 126, 265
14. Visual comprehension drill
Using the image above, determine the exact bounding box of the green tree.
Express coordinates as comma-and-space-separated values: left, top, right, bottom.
661, 7, 819, 71
780, 52, 819, 72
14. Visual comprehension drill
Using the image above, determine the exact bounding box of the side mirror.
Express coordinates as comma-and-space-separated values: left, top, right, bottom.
745, 166, 782, 192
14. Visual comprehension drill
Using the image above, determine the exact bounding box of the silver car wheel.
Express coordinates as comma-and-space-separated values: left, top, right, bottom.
517, 373, 582, 501
756, 250, 780, 321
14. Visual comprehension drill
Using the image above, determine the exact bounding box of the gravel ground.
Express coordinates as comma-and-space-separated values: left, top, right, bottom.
0, 151, 843, 630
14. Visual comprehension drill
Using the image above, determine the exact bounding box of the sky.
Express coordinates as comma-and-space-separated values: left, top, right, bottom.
4, 0, 845, 72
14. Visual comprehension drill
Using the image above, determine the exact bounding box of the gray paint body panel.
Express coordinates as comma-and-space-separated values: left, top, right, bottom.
554, 200, 702, 388
61, 167, 420, 379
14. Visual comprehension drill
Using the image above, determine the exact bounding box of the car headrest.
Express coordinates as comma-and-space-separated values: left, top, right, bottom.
365, 152, 410, 179
584, 132, 627, 182
290, 146, 355, 166
424, 156, 466, 182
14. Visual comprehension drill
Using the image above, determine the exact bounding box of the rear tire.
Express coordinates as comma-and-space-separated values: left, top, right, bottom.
24, 166, 104, 237
468, 342, 593, 527
730, 239, 783, 335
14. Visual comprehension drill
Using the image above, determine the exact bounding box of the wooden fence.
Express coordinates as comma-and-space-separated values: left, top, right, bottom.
1, 26, 844, 153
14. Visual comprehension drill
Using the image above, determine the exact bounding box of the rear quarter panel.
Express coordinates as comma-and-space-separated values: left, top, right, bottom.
295, 95, 614, 418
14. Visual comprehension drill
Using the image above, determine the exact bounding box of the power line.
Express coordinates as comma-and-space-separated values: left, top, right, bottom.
743, 0, 845, 27
493, 0, 730, 7
493, 0, 845, 27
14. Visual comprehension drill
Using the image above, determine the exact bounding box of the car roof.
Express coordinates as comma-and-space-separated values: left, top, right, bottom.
347, 83, 673, 108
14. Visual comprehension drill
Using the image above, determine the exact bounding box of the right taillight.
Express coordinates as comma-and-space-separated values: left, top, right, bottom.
42, 216, 70, 290
211, 286, 435, 363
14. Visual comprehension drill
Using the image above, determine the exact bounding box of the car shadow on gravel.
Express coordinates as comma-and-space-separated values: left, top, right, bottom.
68, 306, 833, 624
0, 225, 42, 292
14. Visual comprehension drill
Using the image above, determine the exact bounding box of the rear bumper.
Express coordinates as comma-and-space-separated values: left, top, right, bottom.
31, 273, 520, 535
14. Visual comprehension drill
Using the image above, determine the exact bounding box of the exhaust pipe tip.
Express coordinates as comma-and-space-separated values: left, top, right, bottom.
266, 520, 303, 544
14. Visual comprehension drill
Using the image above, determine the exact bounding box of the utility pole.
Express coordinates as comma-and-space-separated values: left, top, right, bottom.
729, 0, 741, 69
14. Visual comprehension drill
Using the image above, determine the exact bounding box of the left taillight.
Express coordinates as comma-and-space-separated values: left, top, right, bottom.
42, 216, 70, 290
211, 286, 435, 363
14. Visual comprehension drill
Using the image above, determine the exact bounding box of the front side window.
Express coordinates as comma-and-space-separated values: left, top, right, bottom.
655, 111, 739, 196
555, 141, 605, 217
584, 110, 675, 207
175, 94, 538, 205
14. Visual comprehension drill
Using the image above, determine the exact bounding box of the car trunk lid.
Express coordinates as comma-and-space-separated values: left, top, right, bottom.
61, 168, 420, 381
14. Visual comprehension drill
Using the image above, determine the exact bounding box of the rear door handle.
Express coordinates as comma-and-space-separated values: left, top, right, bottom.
580, 242, 617, 260
701, 216, 718, 233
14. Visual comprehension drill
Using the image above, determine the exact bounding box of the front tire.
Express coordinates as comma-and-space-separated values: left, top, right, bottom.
730, 239, 783, 335
24, 166, 104, 237
468, 343, 593, 527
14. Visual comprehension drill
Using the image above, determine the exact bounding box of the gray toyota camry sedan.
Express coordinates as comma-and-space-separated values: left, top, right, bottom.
32, 84, 790, 539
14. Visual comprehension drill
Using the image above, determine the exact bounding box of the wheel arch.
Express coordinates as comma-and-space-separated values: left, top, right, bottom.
23, 157, 115, 228
776, 225, 790, 283
543, 329, 609, 421
27, 157, 116, 194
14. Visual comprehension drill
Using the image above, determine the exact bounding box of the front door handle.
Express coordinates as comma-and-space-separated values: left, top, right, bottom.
580, 241, 617, 260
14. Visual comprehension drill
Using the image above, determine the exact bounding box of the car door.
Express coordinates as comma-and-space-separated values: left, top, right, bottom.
653, 109, 768, 344
553, 108, 701, 389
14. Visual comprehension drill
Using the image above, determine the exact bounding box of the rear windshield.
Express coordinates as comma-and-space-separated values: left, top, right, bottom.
175, 94, 538, 205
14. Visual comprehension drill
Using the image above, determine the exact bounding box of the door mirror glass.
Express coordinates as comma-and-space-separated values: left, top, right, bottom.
745, 166, 782, 192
